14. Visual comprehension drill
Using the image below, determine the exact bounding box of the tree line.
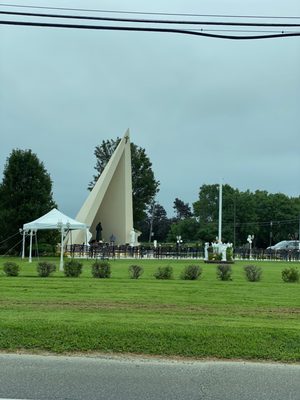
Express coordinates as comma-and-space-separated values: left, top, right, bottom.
0, 140, 299, 253
142, 185, 300, 248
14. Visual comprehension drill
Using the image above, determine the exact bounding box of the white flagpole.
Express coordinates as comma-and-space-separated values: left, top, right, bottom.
218, 181, 223, 243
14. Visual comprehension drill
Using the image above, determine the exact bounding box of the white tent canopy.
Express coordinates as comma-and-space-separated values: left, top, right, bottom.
22, 208, 90, 270
23, 208, 88, 231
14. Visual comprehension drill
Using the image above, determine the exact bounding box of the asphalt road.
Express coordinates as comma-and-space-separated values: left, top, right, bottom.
0, 353, 299, 400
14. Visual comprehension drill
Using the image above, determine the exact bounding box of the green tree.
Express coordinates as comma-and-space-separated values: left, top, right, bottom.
173, 197, 193, 220
0, 149, 56, 253
139, 202, 171, 242
89, 138, 159, 229
167, 218, 200, 242
193, 184, 236, 243
253, 191, 300, 248
193, 183, 300, 248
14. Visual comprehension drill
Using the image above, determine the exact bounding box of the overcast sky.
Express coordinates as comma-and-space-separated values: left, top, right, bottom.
1, 0, 300, 218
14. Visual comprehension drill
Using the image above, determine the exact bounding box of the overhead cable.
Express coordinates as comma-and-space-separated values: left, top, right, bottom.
1, 20, 300, 40
0, 3, 299, 19
1, 10, 300, 27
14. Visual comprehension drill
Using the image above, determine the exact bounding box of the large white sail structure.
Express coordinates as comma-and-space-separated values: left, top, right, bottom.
72, 130, 134, 245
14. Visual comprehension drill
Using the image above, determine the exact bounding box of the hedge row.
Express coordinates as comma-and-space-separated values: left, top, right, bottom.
2, 261, 300, 283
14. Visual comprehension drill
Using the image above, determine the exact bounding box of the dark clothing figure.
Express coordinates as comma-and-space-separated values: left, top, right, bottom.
96, 222, 102, 241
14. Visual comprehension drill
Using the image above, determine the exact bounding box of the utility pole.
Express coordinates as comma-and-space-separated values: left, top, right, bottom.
148, 201, 156, 243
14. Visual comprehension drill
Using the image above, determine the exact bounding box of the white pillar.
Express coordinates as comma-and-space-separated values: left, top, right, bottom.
59, 227, 64, 272
21, 230, 26, 259
218, 182, 223, 243
29, 230, 33, 263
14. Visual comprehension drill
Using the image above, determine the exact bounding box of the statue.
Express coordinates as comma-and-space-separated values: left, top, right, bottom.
95, 222, 102, 242
204, 242, 209, 261
221, 244, 227, 261
130, 229, 136, 247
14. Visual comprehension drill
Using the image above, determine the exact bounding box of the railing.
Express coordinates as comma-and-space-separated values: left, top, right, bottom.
66, 244, 204, 259
65, 244, 300, 261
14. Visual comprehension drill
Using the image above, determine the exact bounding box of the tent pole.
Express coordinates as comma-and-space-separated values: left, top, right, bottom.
59, 227, 64, 272
29, 230, 33, 263
22, 230, 26, 259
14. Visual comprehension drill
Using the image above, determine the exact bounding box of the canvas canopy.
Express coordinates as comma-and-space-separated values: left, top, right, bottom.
22, 208, 90, 270
23, 208, 88, 231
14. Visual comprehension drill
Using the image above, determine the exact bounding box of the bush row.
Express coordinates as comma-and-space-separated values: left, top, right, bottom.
2, 261, 300, 283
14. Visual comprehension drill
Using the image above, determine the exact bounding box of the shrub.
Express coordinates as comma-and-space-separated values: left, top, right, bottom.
91, 261, 111, 278
244, 264, 262, 282
226, 247, 234, 262
216, 264, 232, 281
64, 259, 82, 277
37, 262, 56, 277
3, 262, 20, 277
208, 250, 222, 261
129, 264, 144, 279
154, 265, 173, 280
281, 267, 299, 283
34, 243, 56, 256
181, 265, 202, 280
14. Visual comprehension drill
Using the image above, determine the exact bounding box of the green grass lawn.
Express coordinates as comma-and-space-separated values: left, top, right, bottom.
0, 257, 299, 361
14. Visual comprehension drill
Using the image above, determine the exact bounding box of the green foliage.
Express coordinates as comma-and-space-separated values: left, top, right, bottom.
208, 250, 222, 261
128, 264, 144, 279
180, 264, 202, 280
154, 265, 173, 280
88, 138, 159, 228
3, 262, 20, 276
167, 218, 200, 242
193, 184, 236, 243
173, 198, 193, 220
207, 245, 222, 261
91, 261, 111, 278
244, 264, 262, 282
226, 246, 233, 262
253, 192, 300, 248
37, 262, 56, 277
140, 202, 171, 242
64, 259, 83, 278
0, 149, 57, 254
32, 243, 56, 256
193, 184, 300, 248
216, 264, 232, 281
281, 267, 299, 283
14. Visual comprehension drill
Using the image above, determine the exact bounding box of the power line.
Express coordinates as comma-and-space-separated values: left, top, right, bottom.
201, 218, 299, 227
191, 29, 294, 34
1, 3, 299, 20
1, 20, 300, 40
1, 10, 300, 27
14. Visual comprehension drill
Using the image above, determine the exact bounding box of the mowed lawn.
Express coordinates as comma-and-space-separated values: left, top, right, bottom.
0, 257, 299, 361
